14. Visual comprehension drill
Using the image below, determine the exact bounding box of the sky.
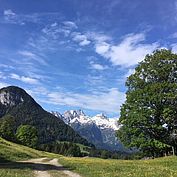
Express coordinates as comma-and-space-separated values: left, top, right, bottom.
0, 0, 177, 117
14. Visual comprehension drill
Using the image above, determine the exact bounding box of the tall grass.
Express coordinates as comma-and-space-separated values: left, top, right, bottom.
0, 138, 48, 177
58, 156, 177, 177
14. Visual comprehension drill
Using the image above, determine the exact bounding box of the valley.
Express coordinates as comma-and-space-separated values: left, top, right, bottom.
0, 0, 177, 176
1, 137, 177, 177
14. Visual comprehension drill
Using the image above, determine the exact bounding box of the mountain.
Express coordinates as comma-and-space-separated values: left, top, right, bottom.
52, 110, 125, 151
0, 86, 91, 146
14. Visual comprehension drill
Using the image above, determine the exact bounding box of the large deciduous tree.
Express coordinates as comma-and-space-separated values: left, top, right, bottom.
117, 49, 177, 157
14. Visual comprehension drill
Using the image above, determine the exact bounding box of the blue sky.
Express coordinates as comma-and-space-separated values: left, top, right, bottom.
0, 0, 177, 117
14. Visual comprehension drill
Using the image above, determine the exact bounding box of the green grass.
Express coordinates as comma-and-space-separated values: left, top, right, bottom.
0, 137, 50, 161
76, 143, 91, 154
57, 141, 91, 154
58, 156, 177, 177
0, 164, 34, 177
1, 137, 177, 177
0, 137, 59, 177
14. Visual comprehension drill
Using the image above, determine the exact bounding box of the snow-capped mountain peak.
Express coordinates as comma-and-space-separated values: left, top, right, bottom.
52, 110, 119, 130
70, 115, 92, 125
94, 113, 108, 120
52, 110, 124, 151
64, 109, 85, 118
92, 114, 119, 130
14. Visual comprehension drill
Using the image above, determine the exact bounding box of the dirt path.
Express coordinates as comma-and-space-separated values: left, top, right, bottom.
20, 158, 81, 177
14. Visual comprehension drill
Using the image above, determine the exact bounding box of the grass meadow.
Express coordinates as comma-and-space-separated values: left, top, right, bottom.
1, 137, 177, 177
58, 156, 177, 177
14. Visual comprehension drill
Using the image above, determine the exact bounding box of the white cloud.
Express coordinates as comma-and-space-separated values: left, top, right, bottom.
44, 88, 125, 113
0, 64, 14, 69
79, 40, 91, 46
18, 50, 47, 65
2, 10, 62, 25
0, 82, 9, 88
10, 73, 39, 85
18, 50, 36, 58
87, 32, 111, 43
42, 21, 78, 39
63, 21, 78, 29
95, 42, 110, 55
95, 33, 159, 67
3, 9, 25, 25
86, 75, 105, 86
124, 68, 135, 78
51, 22, 58, 27
171, 32, 177, 38
42, 23, 62, 38
171, 43, 177, 53
4, 9, 16, 16
0, 72, 7, 79
89, 61, 108, 70
72, 32, 91, 46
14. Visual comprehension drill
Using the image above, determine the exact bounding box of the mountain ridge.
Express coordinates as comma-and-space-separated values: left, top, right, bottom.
52, 110, 125, 151
0, 86, 91, 147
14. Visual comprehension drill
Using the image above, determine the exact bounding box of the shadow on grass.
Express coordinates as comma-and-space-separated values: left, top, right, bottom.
0, 160, 74, 172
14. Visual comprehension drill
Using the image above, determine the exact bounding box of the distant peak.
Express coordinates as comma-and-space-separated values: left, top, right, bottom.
64, 109, 85, 117
76, 109, 85, 116
95, 113, 108, 119
51, 111, 63, 118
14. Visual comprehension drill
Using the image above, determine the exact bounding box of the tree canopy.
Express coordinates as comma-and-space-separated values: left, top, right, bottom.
16, 125, 38, 148
117, 49, 177, 157
0, 115, 16, 141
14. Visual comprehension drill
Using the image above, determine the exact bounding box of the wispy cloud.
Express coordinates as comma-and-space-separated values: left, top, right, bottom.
4, 9, 16, 16
0, 64, 14, 70
18, 50, 47, 65
2, 9, 62, 25
10, 73, 39, 85
171, 43, 177, 53
42, 22, 70, 38
89, 61, 108, 70
171, 32, 177, 38
94, 33, 159, 67
87, 32, 111, 43
3, 9, 30, 25
72, 32, 91, 46
18, 50, 37, 58
63, 21, 78, 29
0, 82, 9, 88
38, 87, 125, 113
0, 72, 7, 79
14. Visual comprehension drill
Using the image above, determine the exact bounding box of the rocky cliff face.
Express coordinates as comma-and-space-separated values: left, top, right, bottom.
0, 91, 24, 107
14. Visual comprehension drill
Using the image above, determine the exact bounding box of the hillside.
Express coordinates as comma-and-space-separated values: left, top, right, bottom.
1, 137, 177, 177
0, 137, 48, 162
0, 137, 78, 177
0, 86, 91, 146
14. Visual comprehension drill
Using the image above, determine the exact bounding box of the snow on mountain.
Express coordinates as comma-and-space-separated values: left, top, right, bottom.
92, 113, 119, 130
52, 110, 119, 130
52, 110, 124, 151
